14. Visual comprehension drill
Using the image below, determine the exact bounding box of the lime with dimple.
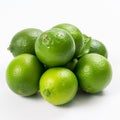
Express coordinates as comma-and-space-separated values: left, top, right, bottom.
89, 39, 108, 58
53, 23, 83, 57
6, 54, 44, 96
40, 67, 78, 105
75, 53, 112, 93
35, 28, 75, 67
8, 28, 42, 56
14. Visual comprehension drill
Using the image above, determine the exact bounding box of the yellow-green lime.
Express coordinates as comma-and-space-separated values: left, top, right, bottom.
35, 28, 75, 67
40, 67, 78, 105
75, 53, 112, 93
6, 54, 44, 96
8, 28, 42, 56
53, 23, 83, 57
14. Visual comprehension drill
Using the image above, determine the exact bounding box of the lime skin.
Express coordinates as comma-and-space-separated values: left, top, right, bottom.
89, 39, 108, 58
53, 23, 83, 57
6, 54, 44, 96
75, 53, 112, 93
8, 28, 42, 56
78, 34, 92, 57
40, 67, 78, 105
35, 28, 75, 67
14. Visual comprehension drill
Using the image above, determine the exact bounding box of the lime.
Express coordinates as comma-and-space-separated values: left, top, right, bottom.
78, 34, 92, 57
6, 54, 44, 96
53, 23, 83, 57
75, 53, 112, 93
89, 39, 108, 58
65, 58, 78, 71
35, 28, 75, 67
40, 67, 78, 105
8, 28, 42, 56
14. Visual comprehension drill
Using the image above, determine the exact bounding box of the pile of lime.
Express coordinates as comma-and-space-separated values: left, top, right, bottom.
6, 23, 112, 105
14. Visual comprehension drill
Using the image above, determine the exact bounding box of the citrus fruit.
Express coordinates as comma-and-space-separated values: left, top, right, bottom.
40, 67, 78, 105
6, 54, 44, 96
75, 53, 112, 93
53, 23, 83, 57
8, 28, 42, 56
78, 34, 92, 57
35, 28, 75, 67
65, 58, 78, 71
89, 39, 108, 58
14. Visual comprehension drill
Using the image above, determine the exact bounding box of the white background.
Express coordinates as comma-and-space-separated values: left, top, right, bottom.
0, 0, 120, 120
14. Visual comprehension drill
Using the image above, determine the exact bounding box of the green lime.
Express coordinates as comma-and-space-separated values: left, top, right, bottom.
8, 28, 42, 56
65, 58, 78, 71
53, 23, 83, 57
40, 67, 78, 105
6, 54, 44, 96
78, 34, 92, 57
75, 53, 112, 93
35, 28, 75, 67
89, 39, 108, 58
